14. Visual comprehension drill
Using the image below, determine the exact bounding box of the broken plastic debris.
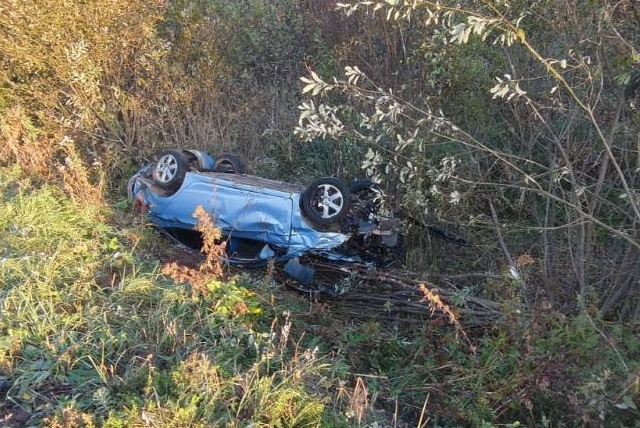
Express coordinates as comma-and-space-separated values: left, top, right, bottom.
283, 257, 315, 285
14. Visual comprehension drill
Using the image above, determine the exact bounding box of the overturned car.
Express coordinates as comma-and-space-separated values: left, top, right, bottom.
128, 149, 403, 284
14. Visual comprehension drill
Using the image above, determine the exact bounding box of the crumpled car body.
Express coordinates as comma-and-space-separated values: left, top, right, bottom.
128, 149, 402, 276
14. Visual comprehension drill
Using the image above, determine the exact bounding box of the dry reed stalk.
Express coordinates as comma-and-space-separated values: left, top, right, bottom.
161, 205, 226, 296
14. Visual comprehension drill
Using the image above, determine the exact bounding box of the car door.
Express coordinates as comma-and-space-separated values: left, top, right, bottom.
197, 173, 296, 248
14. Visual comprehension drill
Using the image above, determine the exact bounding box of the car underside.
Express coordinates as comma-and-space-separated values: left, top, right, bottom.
128, 149, 404, 287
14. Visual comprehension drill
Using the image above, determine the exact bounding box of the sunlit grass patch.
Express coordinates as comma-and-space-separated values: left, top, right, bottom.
0, 167, 345, 427
0, 167, 116, 422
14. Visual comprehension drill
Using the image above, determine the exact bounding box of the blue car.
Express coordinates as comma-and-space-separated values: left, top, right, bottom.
128, 149, 402, 280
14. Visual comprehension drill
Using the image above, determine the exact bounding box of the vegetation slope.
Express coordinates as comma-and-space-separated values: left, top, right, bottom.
1, 0, 639, 426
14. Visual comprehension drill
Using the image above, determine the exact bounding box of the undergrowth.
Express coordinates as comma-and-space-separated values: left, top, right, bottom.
1, 165, 639, 427
2, 0, 639, 425
0, 167, 345, 427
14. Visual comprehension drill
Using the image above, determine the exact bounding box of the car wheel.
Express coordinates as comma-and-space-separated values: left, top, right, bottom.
301, 177, 350, 227
214, 154, 245, 173
152, 150, 188, 190
349, 180, 384, 218
183, 149, 215, 171
350, 179, 383, 204
349, 179, 381, 194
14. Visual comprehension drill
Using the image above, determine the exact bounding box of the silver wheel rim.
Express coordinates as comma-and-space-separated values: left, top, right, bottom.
155, 154, 178, 183
313, 184, 344, 219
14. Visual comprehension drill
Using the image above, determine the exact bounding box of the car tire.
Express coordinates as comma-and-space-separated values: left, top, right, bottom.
152, 150, 188, 190
349, 179, 383, 202
349, 179, 381, 193
301, 177, 350, 228
183, 149, 215, 172
214, 154, 245, 173
349, 180, 384, 217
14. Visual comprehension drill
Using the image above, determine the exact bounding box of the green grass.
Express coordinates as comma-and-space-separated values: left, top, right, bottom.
1, 166, 639, 427
0, 167, 344, 427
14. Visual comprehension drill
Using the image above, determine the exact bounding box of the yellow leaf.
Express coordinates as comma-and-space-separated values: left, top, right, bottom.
310, 70, 323, 83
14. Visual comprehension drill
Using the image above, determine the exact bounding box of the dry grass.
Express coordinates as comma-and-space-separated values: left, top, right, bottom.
0, 106, 103, 205
194, 205, 226, 278
419, 283, 476, 353
0, 105, 53, 176
161, 205, 227, 297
